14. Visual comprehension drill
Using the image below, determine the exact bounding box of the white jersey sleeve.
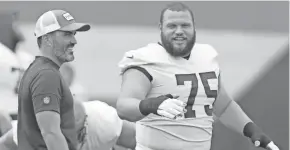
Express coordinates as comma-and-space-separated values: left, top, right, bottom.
82, 101, 123, 150
118, 43, 170, 74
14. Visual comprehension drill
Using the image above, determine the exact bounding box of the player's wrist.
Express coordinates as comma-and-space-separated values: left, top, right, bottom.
243, 122, 272, 148
139, 98, 157, 116
139, 94, 173, 116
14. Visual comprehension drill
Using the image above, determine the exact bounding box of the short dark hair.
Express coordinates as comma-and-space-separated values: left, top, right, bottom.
159, 2, 195, 25
36, 31, 55, 49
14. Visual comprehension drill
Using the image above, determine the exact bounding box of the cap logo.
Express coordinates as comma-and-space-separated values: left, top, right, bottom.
63, 13, 74, 21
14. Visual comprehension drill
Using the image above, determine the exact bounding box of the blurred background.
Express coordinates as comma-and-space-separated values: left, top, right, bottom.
0, 1, 288, 150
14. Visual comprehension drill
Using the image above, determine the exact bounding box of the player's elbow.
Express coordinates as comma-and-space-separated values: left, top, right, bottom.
116, 98, 128, 119
214, 100, 232, 118
116, 98, 137, 122
213, 85, 235, 118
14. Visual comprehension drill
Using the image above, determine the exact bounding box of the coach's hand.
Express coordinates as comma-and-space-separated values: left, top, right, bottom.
139, 94, 186, 119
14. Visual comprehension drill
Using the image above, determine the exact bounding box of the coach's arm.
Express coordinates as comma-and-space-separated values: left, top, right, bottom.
32, 70, 69, 150
213, 77, 274, 149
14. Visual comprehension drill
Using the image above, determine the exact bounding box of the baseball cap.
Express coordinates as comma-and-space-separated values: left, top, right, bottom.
34, 10, 90, 38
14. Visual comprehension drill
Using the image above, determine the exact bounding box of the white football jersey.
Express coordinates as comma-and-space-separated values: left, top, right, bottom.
11, 101, 123, 150
0, 43, 21, 113
119, 43, 220, 150
82, 101, 123, 150
15, 49, 34, 70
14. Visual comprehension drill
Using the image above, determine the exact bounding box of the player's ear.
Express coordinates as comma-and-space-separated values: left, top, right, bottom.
158, 22, 162, 32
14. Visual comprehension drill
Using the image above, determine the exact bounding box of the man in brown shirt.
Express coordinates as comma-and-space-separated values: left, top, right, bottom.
17, 10, 90, 150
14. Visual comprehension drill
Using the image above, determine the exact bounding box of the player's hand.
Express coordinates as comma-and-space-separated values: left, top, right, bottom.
157, 94, 186, 119
254, 141, 279, 150
266, 141, 279, 150
139, 94, 186, 117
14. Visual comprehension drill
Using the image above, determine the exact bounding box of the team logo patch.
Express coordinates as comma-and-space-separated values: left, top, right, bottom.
63, 13, 74, 21
43, 96, 50, 104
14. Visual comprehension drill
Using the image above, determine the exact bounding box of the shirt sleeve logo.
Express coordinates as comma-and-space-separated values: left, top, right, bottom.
43, 96, 50, 104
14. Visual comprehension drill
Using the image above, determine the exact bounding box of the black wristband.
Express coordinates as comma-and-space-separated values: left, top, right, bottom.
139, 94, 173, 116
139, 99, 157, 116
243, 122, 271, 148
243, 122, 259, 138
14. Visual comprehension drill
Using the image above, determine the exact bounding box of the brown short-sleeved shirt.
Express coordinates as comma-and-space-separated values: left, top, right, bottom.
17, 56, 77, 150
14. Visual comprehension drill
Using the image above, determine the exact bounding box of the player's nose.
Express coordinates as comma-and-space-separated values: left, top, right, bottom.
175, 26, 185, 35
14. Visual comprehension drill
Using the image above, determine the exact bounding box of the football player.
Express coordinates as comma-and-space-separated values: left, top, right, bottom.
0, 11, 34, 116
0, 100, 136, 150
117, 2, 279, 150
0, 42, 22, 115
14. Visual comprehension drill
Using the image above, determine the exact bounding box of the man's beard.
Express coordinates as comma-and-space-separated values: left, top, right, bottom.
161, 31, 196, 57
54, 44, 74, 63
